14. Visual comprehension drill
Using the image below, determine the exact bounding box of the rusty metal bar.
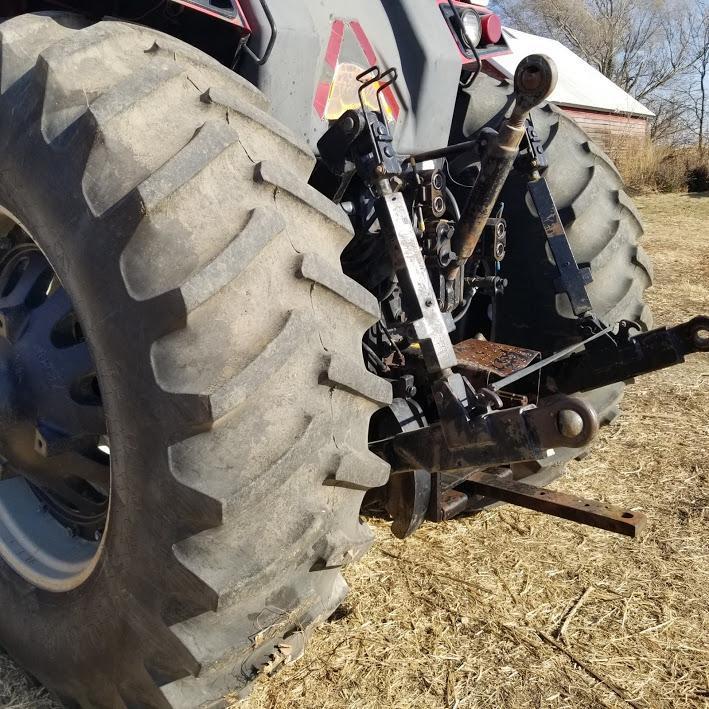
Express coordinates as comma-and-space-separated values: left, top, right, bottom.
467, 470, 646, 538
453, 338, 540, 379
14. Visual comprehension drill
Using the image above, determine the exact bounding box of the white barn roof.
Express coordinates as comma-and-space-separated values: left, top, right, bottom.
489, 27, 654, 118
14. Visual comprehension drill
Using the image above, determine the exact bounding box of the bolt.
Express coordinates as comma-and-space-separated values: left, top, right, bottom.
558, 409, 584, 439
425, 298, 434, 307
341, 115, 355, 133
383, 146, 394, 157
377, 124, 387, 136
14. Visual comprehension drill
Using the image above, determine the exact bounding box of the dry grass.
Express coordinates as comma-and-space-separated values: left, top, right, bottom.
247, 193, 709, 709
1, 193, 708, 708
607, 139, 709, 195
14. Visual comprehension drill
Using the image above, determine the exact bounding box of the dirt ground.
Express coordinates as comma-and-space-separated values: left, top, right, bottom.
1, 193, 707, 708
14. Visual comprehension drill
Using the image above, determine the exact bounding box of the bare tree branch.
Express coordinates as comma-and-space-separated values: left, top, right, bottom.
492, 0, 704, 144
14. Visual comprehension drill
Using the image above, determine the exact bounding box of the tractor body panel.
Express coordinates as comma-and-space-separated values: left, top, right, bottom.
240, 0, 463, 154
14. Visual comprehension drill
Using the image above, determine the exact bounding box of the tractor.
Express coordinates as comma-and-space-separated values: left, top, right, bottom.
0, 1, 706, 706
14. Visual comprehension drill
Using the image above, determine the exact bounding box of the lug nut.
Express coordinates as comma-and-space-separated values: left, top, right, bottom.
558, 409, 584, 439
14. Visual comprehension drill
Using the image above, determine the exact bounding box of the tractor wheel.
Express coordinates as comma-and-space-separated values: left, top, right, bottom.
456, 75, 653, 489
0, 13, 390, 708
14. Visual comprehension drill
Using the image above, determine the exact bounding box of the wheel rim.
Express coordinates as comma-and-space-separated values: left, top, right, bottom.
0, 213, 109, 592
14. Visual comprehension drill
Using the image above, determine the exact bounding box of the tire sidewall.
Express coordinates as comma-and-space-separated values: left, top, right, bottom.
0, 68, 205, 697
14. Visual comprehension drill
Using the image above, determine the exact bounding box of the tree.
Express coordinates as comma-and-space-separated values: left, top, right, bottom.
493, 0, 696, 98
492, 0, 701, 142
684, 5, 709, 153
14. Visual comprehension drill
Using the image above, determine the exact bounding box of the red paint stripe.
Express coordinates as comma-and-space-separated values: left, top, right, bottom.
349, 21, 400, 119
383, 86, 401, 119
325, 19, 345, 68
314, 81, 331, 118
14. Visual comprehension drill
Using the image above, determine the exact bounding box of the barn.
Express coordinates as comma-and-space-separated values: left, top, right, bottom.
486, 27, 654, 151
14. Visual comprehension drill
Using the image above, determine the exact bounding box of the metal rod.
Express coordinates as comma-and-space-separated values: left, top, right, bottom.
527, 176, 593, 316
490, 324, 613, 391
447, 54, 558, 282
412, 139, 478, 164
467, 471, 646, 538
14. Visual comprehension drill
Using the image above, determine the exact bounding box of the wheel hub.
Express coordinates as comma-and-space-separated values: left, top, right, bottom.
0, 221, 109, 590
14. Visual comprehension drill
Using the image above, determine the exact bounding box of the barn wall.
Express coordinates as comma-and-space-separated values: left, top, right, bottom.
558, 106, 648, 151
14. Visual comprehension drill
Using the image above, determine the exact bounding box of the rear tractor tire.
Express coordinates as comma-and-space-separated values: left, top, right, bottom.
0, 13, 390, 708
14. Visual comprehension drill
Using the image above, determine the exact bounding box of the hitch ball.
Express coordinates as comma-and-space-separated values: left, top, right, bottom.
558, 409, 585, 440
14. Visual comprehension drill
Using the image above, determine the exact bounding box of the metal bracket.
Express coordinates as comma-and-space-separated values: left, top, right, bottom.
522, 118, 548, 171
527, 177, 593, 317
371, 394, 599, 475
357, 67, 401, 178
377, 191, 459, 376
368, 391, 654, 537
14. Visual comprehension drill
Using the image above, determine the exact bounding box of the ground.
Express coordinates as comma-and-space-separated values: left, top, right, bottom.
1, 193, 707, 708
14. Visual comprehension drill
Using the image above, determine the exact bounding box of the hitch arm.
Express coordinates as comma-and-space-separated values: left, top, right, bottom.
371, 395, 598, 475
551, 316, 709, 394
447, 55, 558, 282
371, 395, 647, 538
